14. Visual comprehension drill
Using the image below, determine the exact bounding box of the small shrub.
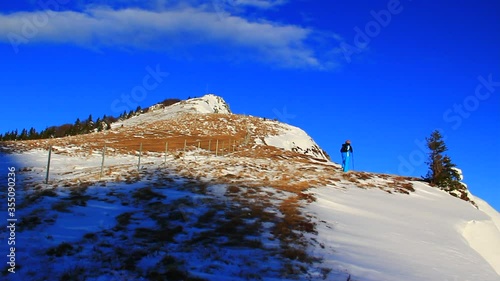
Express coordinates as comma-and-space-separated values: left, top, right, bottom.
21, 189, 58, 206
298, 192, 316, 203
357, 173, 373, 180
132, 187, 166, 201
115, 212, 133, 230
401, 182, 415, 192
173, 151, 185, 159
67, 194, 92, 207
282, 247, 309, 262
159, 255, 177, 267
125, 174, 141, 184
342, 173, 359, 183
51, 200, 72, 212
378, 174, 390, 180
240, 238, 263, 248
134, 225, 183, 243
121, 249, 148, 271
40, 189, 58, 197
59, 265, 87, 281
18, 212, 44, 231
226, 185, 241, 194
196, 209, 217, 226
147, 201, 169, 213
46, 242, 80, 257
147, 268, 192, 281
167, 210, 187, 221
83, 233, 97, 241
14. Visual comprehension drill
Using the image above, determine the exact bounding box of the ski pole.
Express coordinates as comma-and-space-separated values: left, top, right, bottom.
352, 153, 354, 170
340, 152, 343, 169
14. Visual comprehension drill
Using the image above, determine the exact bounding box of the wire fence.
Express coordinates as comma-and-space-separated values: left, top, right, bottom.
44, 137, 241, 183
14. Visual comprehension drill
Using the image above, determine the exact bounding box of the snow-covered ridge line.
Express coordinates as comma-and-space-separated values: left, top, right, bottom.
113, 94, 231, 129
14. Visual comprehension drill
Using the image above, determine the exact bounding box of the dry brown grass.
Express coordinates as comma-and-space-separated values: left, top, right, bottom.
377, 174, 391, 180
342, 173, 360, 183
2, 110, 340, 196
274, 196, 316, 242
1, 113, 253, 155
355, 172, 374, 180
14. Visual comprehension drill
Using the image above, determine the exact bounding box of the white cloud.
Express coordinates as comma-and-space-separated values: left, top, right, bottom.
234, 0, 288, 9
0, 5, 339, 69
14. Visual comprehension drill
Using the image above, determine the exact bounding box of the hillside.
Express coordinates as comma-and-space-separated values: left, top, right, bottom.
0, 94, 499, 280
1, 94, 329, 161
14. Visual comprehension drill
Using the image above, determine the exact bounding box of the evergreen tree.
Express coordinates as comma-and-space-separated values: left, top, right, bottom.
120, 111, 127, 120
424, 130, 462, 191
84, 114, 94, 133
19, 128, 28, 140
96, 117, 103, 132
74, 118, 82, 135
41, 127, 56, 139
28, 127, 38, 140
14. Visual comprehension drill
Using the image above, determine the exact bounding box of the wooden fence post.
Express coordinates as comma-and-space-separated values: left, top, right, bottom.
45, 146, 52, 184
100, 145, 106, 180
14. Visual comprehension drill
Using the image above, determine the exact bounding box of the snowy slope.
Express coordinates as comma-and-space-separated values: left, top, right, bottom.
1, 146, 499, 280
0, 151, 301, 280
306, 182, 500, 281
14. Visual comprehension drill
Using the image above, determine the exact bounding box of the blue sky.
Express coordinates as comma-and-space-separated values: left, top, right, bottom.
1, 0, 499, 211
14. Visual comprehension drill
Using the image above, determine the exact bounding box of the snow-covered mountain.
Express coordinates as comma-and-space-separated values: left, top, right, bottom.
121, 94, 328, 160
3, 94, 329, 161
114, 94, 231, 128
0, 94, 499, 280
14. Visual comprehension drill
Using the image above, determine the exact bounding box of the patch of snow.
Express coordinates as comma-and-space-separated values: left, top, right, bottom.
264, 122, 328, 160
306, 182, 500, 281
452, 167, 464, 181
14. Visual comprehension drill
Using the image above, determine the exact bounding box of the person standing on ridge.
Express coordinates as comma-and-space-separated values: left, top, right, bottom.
340, 140, 353, 172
